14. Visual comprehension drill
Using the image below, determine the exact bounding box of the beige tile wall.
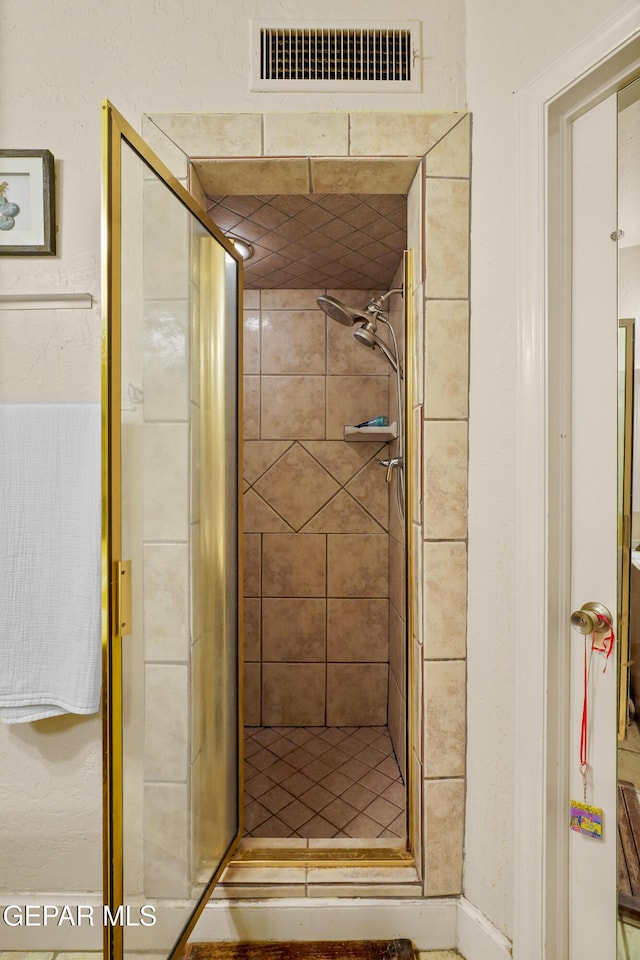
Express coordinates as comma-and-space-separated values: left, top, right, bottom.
145, 107, 471, 900
420, 113, 470, 897
242, 288, 397, 727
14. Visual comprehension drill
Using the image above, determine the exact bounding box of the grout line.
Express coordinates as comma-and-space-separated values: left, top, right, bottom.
246, 486, 296, 533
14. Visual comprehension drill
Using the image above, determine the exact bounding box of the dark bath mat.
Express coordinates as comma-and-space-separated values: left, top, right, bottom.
184, 940, 418, 960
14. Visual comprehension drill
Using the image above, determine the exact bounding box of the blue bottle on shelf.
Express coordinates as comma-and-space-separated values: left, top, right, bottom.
354, 416, 389, 428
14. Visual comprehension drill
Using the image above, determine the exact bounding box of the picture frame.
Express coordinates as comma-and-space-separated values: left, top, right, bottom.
0, 149, 56, 255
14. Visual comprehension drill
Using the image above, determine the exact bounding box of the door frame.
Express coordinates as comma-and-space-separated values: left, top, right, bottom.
514, 9, 640, 958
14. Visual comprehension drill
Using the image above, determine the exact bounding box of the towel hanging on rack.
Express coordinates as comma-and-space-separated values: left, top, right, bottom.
0, 403, 101, 723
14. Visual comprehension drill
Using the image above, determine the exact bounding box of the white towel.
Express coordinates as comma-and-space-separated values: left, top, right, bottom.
0, 403, 101, 723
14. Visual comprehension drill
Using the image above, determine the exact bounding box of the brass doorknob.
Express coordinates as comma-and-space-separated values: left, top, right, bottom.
570, 601, 613, 635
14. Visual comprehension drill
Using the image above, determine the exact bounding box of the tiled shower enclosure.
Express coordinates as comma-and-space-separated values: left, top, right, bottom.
138, 108, 470, 900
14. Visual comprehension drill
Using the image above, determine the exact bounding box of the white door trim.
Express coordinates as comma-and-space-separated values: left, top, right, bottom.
514, 4, 640, 958
457, 898, 513, 960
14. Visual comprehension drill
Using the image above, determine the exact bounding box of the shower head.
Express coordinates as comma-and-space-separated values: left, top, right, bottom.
353, 322, 377, 349
354, 323, 400, 373
316, 295, 369, 326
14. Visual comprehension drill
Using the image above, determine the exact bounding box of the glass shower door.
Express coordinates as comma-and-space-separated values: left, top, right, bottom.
102, 102, 243, 960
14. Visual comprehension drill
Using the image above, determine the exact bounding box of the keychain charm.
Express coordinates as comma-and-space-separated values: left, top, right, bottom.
570, 800, 604, 839
569, 602, 615, 840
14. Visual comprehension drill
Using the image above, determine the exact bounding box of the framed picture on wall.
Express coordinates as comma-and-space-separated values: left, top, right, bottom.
0, 150, 56, 255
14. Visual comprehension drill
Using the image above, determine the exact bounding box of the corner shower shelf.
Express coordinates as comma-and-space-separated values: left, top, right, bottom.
344, 421, 398, 442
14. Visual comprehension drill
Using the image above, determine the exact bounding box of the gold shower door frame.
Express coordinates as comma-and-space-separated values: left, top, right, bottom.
101, 101, 244, 960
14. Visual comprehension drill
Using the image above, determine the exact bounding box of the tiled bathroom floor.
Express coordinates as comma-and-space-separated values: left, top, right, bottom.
244, 725, 406, 839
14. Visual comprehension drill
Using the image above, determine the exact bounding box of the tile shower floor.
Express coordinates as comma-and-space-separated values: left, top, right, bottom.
244, 725, 405, 839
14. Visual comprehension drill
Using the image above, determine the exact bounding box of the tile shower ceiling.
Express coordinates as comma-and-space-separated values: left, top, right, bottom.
206, 194, 407, 289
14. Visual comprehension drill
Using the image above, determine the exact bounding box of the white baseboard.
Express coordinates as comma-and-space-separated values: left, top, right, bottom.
0, 893, 512, 958
193, 897, 457, 951
0, 894, 457, 953
457, 898, 512, 960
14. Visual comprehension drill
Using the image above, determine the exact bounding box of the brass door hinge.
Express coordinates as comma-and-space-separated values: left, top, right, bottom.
114, 560, 132, 636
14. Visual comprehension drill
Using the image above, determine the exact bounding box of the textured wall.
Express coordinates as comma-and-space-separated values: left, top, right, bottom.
7, 0, 633, 942
0, 0, 465, 302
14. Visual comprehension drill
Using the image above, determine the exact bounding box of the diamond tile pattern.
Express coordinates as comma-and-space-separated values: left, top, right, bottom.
244, 440, 387, 534
243, 725, 406, 839
300, 440, 386, 486
207, 194, 407, 289
254, 444, 339, 530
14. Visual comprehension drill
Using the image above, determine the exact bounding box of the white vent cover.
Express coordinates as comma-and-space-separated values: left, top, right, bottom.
251, 20, 421, 92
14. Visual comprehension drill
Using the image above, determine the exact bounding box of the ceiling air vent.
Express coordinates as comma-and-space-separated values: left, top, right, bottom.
250, 20, 421, 92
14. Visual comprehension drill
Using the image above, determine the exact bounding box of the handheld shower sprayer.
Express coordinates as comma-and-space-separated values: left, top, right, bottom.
353, 321, 401, 374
